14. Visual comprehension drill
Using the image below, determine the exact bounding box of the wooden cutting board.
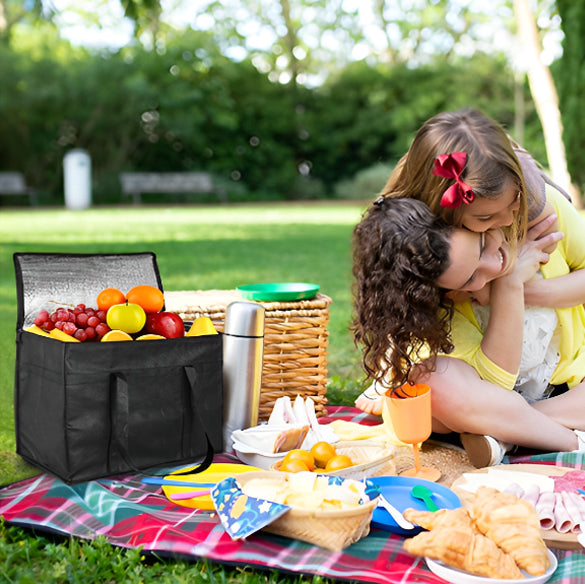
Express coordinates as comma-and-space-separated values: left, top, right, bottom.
451, 463, 584, 550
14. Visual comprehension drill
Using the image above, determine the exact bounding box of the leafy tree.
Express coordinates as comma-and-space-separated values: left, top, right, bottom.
120, 0, 162, 46
191, 0, 365, 86
513, 0, 575, 202
0, 0, 55, 45
555, 0, 585, 197
369, 0, 491, 65
300, 52, 537, 193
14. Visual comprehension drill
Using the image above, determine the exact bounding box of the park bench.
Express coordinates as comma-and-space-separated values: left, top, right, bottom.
119, 172, 227, 204
0, 172, 38, 206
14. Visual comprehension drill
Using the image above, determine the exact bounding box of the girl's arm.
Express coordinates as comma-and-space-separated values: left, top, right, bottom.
480, 217, 561, 374
524, 189, 585, 307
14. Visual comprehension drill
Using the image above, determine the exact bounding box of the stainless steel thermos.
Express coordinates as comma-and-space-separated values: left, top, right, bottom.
222, 301, 265, 450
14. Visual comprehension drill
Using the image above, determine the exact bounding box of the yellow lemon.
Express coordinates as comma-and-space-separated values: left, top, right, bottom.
186, 316, 218, 336
136, 333, 165, 340
101, 330, 134, 342
25, 325, 52, 337
49, 328, 81, 342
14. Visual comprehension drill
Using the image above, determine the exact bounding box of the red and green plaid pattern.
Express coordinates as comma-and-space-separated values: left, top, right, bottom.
1, 406, 584, 583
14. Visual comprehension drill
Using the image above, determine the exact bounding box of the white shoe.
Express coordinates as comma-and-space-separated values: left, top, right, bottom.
460, 433, 506, 468
354, 381, 385, 416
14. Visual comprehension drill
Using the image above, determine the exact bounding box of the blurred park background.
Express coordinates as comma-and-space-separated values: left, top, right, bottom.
1, 0, 584, 208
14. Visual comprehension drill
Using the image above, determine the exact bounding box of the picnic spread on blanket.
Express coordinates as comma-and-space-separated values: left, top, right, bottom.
4, 406, 585, 583
4, 253, 585, 583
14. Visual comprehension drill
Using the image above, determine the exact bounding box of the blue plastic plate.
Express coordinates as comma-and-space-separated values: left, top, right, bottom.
370, 476, 461, 536
237, 282, 320, 301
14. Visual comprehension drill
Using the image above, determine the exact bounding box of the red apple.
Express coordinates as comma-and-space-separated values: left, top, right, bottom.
145, 311, 185, 338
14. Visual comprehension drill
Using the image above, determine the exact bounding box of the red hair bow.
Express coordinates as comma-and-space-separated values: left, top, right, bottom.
433, 151, 474, 209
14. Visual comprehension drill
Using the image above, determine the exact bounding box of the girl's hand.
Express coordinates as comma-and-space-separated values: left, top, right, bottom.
528, 200, 560, 254
511, 213, 563, 283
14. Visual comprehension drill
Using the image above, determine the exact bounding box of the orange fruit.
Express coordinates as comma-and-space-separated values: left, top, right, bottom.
101, 330, 133, 342
324, 454, 353, 472
279, 458, 310, 473
282, 449, 315, 471
96, 288, 126, 311
136, 333, 165, 340
310, 441, 336, 469
126, 285, 165, 314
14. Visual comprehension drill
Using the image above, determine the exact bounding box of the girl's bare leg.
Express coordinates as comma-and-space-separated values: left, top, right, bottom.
531, 380, 585, 430
421, 357, 578, 452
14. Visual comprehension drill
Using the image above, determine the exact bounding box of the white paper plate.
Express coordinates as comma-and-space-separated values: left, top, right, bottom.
232, 444, 286, 470
426, 549, 557, 584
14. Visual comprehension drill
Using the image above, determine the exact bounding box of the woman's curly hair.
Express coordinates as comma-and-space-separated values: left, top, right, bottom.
351, 197, 455, 389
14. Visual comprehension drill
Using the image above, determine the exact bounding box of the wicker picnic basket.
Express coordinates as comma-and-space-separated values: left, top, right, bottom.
165, 289, 332, 421
236, 471, 378, 551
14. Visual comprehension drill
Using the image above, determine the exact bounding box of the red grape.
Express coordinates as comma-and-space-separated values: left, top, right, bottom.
87, 315, 100, 328
62, 322, 78, 336
34, 310, 49, 326
32, 301, 131, 342
95, 322, 110, 338
76, 312, 89, 327
74, 329, 88, 341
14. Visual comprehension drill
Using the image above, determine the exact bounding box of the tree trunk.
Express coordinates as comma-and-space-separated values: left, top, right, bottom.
513, 0, 580, 206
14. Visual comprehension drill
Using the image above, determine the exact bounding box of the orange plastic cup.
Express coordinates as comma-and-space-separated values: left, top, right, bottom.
385, 383, 431, 445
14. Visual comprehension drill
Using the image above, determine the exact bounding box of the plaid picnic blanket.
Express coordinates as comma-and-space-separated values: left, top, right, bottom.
1, 406, 584, 583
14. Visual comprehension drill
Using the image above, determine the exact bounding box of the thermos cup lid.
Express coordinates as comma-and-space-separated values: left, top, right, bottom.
224, 301, 265, 337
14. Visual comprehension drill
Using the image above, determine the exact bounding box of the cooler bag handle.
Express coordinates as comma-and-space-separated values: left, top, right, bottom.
173, 365, 215, 475
109, 369, 214, 476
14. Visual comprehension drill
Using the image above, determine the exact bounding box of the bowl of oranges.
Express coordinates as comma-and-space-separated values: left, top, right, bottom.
271, 440, 396, 480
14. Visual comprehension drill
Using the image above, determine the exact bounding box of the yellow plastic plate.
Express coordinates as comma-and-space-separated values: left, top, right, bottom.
162, 463, 263, 510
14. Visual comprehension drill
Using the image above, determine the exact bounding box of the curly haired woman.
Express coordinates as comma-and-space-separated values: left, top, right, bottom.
355, 108, 574, 418
351, 192, 585, 467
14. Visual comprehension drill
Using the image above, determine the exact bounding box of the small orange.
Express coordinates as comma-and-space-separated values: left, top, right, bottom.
310, 441, 336, 469
126, 285, 165, 314
324, 454, 353, 472
96, 288, 126, 311
279, 458, 310, 473
282, 449, 315, 471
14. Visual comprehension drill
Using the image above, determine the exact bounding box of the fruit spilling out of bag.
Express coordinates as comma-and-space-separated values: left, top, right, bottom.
27, 284, 218, 342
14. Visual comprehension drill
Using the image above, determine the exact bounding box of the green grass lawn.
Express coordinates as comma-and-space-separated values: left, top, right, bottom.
0, 202, 369, 582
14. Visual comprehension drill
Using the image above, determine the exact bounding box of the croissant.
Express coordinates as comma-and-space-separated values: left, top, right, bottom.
403, 507, 476, 532
471, 486, 550, 576
403, 522, 524, 579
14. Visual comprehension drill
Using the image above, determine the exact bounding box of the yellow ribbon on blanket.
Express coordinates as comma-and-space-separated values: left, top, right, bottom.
330, 399, 408, 446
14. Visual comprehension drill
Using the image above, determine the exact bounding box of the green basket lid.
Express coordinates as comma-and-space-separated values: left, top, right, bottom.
237, 282, 320, 302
